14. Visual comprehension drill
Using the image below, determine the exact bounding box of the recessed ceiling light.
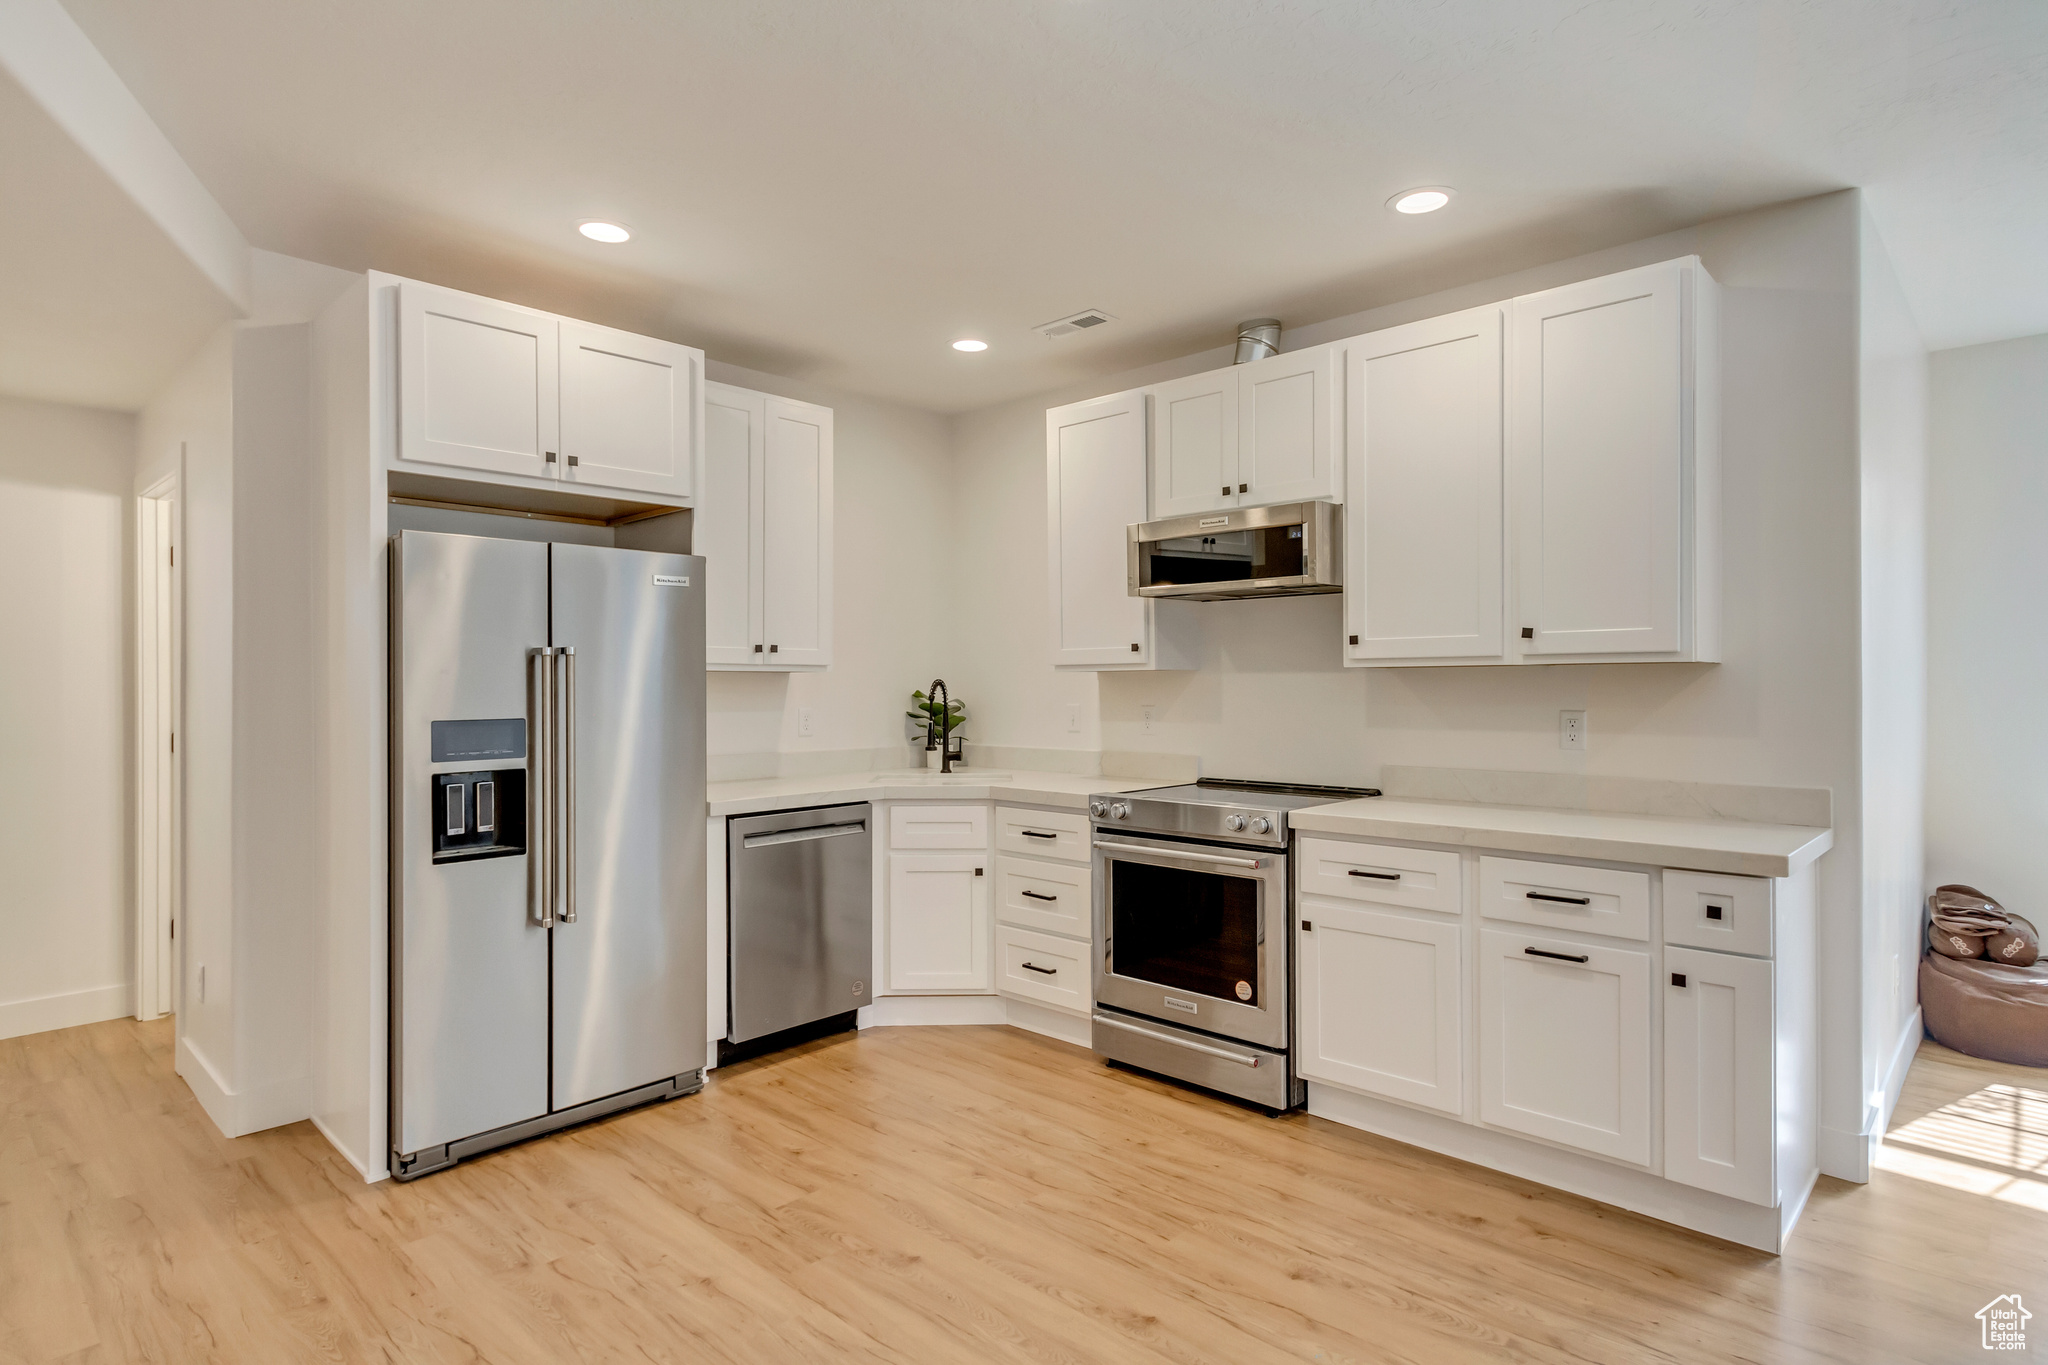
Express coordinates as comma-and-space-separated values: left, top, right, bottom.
1388, 188, 1454, 215
952, 339, 988, 352
578, 221, 631, 243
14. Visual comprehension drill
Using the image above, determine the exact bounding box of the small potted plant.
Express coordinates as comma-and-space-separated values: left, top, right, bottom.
907, 688, 967, 769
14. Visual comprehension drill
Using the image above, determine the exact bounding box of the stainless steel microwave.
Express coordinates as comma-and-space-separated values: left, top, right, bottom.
1127, 501, 1342, 600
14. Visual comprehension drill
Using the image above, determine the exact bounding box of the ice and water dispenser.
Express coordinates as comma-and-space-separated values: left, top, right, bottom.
429, 718, 528, 863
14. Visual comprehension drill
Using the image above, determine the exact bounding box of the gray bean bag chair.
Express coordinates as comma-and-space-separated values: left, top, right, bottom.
1921, 952, 2048, 1067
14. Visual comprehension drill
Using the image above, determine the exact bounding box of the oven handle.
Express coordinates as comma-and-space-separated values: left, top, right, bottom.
1092, 839, 1265, 870
1093, 1014, 1264, 1067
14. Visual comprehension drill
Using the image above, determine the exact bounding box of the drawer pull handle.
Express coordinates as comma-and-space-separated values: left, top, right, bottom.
1347, 870, 1401, 881
1020, 830, 1058, 840
1526, 891, 1591, 906
1020, 890, 1058, 902
1021, 962, 1058, 975
1524, 947, 1590, 964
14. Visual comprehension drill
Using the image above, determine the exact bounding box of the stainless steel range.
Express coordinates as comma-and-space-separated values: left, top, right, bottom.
1088, 778, 1377, 1111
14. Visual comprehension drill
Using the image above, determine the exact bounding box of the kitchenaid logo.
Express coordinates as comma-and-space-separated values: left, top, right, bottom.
652, 574, 690, 587
1979, 1295, 2030, 1350
1162, 997, 1198, 1015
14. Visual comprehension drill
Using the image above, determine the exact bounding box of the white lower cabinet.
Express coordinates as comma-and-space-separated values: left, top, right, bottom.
885, 852, 990, 992
1478, 928, 1652, 1165
995, 925, 1091, 1013
1296, 899, 1463, 1114
1663, 946, 1776, 1205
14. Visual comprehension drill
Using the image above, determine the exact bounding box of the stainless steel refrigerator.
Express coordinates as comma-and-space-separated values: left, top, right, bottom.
389, 529, 706, 1179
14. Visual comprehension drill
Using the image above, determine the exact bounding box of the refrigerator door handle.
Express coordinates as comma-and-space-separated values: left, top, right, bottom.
531, 646, 555, 928
560, 646, 577, 924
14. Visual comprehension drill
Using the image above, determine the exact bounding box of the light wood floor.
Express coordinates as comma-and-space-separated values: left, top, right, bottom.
3, 1020, 2042, 1364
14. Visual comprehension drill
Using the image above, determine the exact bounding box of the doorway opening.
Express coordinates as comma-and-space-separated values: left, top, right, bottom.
135, 470, 180, 1022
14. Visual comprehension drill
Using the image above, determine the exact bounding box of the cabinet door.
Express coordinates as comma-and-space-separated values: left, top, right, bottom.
759, 397, 833, 668
1478, 928, 1651, 1164
1297, 900, 1463, 1114
1511, 259, 1686, 656
1148, 369, 1238, 517
559, 321, 700, 499
1047, 392, 1153, 666
886, 852, 990, 992
701, 383, 764, 667
1664, 947, 1776, 1205
1236, 345, 1338, 506
397, 281, 559, 480
1345, 309, 1504, 662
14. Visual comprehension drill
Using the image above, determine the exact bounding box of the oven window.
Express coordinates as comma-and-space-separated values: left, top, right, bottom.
1110, 860, 1260, 1005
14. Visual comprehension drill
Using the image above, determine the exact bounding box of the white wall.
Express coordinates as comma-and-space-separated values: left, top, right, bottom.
1856, 210, 1928, 1142
0, 393, 134, 1039
953, 191, 1883, 1172
703, 359, 953, 776
1925, 334, 2048, 912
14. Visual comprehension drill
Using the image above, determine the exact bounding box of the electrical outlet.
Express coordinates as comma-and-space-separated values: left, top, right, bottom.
1559, 710, 1587, 751
798, 707, 813, 738
1066, 703, 1080, 733
1142, 703, 1156, 732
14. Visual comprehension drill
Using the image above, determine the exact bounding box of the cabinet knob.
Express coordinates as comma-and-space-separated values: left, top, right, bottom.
1349, 634, 1359, 646
1521, 627, 1535, 639
1672, 973, 1688, 987
545, 451, 558, 463
753, 644, 763, 653
1221, 485, 1230, 496
769, 644, 779, 653
1238, 483, 1248, 493
1130, 643, 1140, 653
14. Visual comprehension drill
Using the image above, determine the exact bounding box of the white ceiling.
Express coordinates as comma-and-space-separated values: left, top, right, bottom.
55, 0, 2048, 413
0, 62, 237, 411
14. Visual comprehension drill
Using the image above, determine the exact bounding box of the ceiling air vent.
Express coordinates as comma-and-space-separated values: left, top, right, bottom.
1038, 309, 1115, 340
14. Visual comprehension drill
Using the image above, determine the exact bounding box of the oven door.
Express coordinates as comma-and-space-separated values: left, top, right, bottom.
1092, 830, 1287, 1049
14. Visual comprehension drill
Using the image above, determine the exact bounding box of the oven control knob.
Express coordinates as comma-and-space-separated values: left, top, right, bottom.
1249, 816, 1273, 835
1089, 798, 1109, 818
1110, 802, 1131, 820
1224, 814, 1248, 832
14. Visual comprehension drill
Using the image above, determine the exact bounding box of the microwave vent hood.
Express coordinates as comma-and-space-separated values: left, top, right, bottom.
1127, 501, 1341, 601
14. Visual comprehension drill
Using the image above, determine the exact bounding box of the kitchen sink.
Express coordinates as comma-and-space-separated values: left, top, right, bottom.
866, 770, 1013, 785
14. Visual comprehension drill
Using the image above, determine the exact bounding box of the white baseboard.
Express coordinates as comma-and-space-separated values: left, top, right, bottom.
857, 994, 1008, 1028
1307, 1082, 1796, 1253
1819, 1006, 1927, 1185
1878, 1006, 1925, 1138
1002, 996, 1092, 1047
0, 983, 131, 1041
175, 1034, 311, 1139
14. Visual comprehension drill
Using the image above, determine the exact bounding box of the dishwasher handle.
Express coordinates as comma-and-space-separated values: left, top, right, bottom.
742, 820, 867, 849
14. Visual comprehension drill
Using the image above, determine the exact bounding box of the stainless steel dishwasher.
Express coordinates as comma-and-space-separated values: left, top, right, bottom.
726, 803, 873, 1049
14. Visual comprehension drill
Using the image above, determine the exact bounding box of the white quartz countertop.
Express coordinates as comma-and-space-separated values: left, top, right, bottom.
1288, 797, 1833, 879
707, 769, 1164, 818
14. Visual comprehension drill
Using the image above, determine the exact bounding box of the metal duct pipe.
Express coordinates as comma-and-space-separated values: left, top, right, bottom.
1233, 319, 1281, 364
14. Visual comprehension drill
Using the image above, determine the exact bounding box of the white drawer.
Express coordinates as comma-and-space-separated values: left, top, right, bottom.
996, 925, 1092, 1014
996, 854, 1090, 938
1663, 869, 1773, 958
1479, 856, 1649, 941
889, 803, 989, 850
994, 805, 1091, 864
1296, 838, 1461, 915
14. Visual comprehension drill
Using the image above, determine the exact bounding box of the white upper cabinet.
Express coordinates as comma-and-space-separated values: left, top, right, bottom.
701, 384, 764, 667
558, 320, 700, 498
1236, 345, 1339, 506
389, 276, 701, 505
1046, 391, 1198, 670
760, 398, 833, 667
1149, 370, 1238, 517
700, 381, 833, 671
1146, 344, 1341, 518
399, 282, 560, 481
1343, 306, 1505, 664
1509, 256, 1718, 662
